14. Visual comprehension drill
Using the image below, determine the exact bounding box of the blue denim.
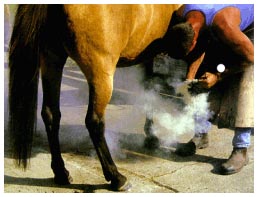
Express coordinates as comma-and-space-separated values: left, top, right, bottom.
232, 127, 253, 148
194, 115, 212, 134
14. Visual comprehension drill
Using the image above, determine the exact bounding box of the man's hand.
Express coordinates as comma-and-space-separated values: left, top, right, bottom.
198, 72, 220, 89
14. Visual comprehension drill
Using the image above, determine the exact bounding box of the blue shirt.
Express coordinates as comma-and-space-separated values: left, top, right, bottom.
183, 4, 254, 31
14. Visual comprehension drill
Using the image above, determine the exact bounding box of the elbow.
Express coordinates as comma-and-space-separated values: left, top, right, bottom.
244, 53, 254, 65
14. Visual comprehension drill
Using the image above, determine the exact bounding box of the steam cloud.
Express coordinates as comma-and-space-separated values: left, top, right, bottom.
141, 82, 213, 147
113, 54, 214, 149
102, 54, 214, 157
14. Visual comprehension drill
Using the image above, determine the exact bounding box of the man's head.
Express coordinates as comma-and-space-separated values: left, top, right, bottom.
166, 22, 196, 59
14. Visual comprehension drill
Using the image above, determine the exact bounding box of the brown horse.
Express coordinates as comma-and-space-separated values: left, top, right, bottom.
8, 4, 181, 191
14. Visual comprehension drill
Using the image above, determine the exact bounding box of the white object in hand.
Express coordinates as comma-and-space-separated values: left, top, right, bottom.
217, 64, 225, 73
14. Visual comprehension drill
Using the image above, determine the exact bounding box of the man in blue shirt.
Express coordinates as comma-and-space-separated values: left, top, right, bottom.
167, 4, 254, 175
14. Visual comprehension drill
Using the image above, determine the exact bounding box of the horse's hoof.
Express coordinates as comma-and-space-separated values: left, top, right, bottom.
54, 170, 73, 185
144, 135, 160, 150
175, 141, 196, 157
117, 180, 132, 191
111, 180, 132, 192
110, 174, 132, 192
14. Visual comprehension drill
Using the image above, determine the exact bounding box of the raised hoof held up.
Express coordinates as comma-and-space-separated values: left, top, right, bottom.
54, 169, 73, 185
175, 141, 196, 157
144, 135, 160, 150
175, 133, 209, 156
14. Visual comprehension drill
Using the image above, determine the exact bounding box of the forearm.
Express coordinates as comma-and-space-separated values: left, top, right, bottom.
186, 52, 205, 79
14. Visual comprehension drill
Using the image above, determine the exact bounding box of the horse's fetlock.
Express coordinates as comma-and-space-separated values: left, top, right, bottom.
51, 159, 65, 172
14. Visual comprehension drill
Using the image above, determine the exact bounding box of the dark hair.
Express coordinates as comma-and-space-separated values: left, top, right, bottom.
166, 22, 195, 59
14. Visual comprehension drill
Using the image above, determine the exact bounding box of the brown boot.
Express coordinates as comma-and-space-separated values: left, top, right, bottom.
175, 133, 209, 156
191, 133, 209, 149
220, 147, 249, 175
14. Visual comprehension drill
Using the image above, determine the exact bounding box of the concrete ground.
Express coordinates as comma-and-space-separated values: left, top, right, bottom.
4, 56, 254, 193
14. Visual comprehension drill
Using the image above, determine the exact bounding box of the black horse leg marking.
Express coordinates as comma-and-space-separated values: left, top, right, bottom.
40, 52, 72, 185
144, 112, 160, 149
143, 60, 160, 149
144, 112, 154, 136
85, 83, 131, 191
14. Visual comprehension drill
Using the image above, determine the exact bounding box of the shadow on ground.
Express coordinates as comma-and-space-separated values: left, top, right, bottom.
4, 175, 111, 193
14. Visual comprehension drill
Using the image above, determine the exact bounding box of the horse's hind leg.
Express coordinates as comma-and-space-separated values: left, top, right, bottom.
40, 49, 72, 185
83, 62, 131, 191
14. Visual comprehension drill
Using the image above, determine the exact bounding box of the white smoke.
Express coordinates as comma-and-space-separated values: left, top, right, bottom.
136, 83, 213, 147
131, 54, 214, 147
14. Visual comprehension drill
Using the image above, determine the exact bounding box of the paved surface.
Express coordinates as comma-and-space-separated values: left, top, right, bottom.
4, 55, 254, 193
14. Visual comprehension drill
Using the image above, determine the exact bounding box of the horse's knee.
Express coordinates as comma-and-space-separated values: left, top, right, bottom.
85, 113, 105, 140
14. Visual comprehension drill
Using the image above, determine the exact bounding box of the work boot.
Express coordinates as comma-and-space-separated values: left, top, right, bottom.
220, 147, 249, 175
175, 133, 209, 156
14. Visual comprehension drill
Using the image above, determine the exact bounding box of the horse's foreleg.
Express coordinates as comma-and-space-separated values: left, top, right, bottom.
144, 113, 160, 149
143, 60, 160, 149
85, 76, 131, 191
40, 53, 72, 185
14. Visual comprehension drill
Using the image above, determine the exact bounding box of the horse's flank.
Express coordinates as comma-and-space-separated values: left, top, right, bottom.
64, 4, 181, 64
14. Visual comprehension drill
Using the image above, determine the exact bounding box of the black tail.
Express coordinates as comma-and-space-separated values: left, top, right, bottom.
8, 5, 49, 169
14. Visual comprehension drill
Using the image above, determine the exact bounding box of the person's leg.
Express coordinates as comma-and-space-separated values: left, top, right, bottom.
192, 117, 211, 146
220, 54, 254, 175
232, 127, 252, 148
220, 127, 252, 175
